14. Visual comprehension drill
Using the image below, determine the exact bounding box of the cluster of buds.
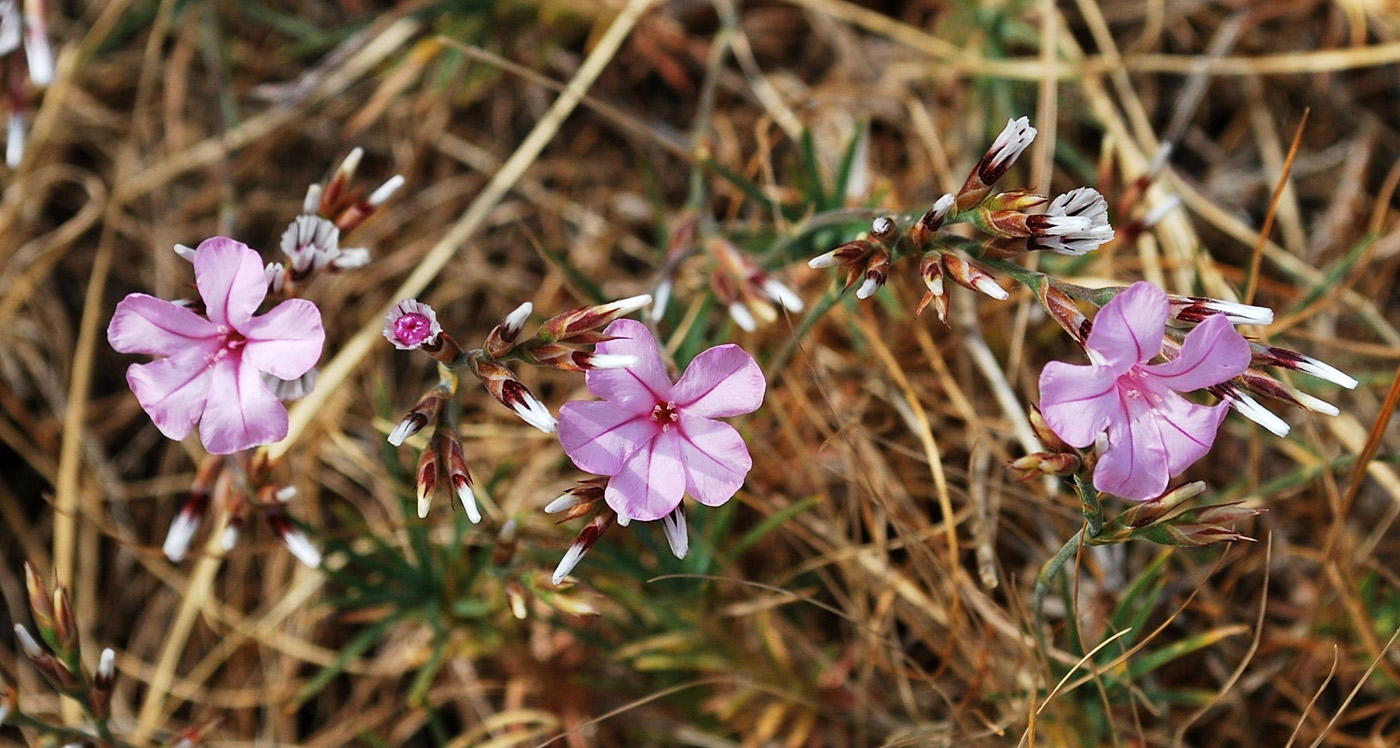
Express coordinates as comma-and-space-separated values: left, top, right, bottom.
383, 295, 652, 519
1208, 351, 1358, 438
649, 213, 803, 330
12, 563, 117, 740
544, 478, 688, 585
808, 117, 1115, 317
263, 147, 403, 296
1009, 408, 1084, 482
162, 452, 321, 567
1092, 482, 1265, 547
2, 0, 54, 167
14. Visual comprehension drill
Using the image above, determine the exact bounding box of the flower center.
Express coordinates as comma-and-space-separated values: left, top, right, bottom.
394, 313, 435, 348
650, 400, 679, 432
1120, 367, 1164, 405
208, 325, 247, 363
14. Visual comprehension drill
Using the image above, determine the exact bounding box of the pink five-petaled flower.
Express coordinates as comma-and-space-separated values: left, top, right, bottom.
557, 319, 765, 522
107, 237, 325, 454
1038, 282, 1251, 501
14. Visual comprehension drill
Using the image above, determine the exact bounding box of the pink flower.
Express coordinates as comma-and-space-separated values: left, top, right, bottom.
557, 319, 765, 522
108, 237, 325, 454
1038, 282, 1250, 500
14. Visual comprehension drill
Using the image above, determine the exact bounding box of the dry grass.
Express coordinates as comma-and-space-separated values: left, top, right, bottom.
3, 0, 1400, 746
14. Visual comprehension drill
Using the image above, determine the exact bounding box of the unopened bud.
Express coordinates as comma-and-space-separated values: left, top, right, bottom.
914, 253, 948, 321
389, 388, 448, 446
23, 563, 53, 637
484, 301, 533, 358
1117, 481, 1208, 528
1009, 452, 1080, 481
910, 194, 956, 248
505, 579, 529, 619
1210, 383, 1291, 437
266, 510, 322, 568
661, 507, 688, 559
538, 295, 652, 342
473, 359, 556, 433
415, 442, 441, 519
942, 253, 1008, 300
92, 647, 115, 720
442, 430, 479, 523
869, 216, 897, 242
1036, 283, 1090, 346
1251, 344, 1358, 389
1169, 295, 1274, 326
956, 116, 1036, 211
52, 586, 78, 659
552, 512, 616, 585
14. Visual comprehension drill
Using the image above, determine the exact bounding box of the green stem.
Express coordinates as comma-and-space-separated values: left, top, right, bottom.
1076, 474, 1103, 537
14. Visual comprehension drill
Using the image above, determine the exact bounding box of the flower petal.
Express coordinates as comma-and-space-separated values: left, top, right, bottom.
242, 299, 325, 379
197, 357, 289, 454
125, 345, 218, 442
193, 237, 268, 331
584, 319, 673, 409
557, 400, 657, 476
1037, 361, 1123, 448
677, 414, 751, 507
1093, 390, 1171, 500
108, 294, 216, 356
1147, 385, 1232, 478
605, 429, 685, 521
1145, 314, 1250, 392
1086, 282, 1168, 372
670, 344, 765, 418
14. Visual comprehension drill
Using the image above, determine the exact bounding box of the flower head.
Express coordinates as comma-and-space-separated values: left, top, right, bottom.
107, 237, 325, 454
383, 299, 441, 350
557, 319, 765, 522
1037, 282, 1250, 500
1029, 187, 1114, 255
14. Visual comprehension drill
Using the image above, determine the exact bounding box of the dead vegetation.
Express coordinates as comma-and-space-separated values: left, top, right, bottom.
2, 0, 1400, 746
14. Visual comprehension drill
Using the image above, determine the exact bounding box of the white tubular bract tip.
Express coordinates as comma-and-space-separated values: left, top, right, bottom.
552, 543, 587, 586
97, 648, 116, 681
544, 493, 580, 514
387, 418, 417, 447
458, 484, 481, 523
808, 251, 838, 269
855, 276, 881, 300
163, 510, 201, 563
587, 353, 639, 370
220, 525, 241, 552
762, 278, 805, 313
282, 530, 323, 568
973, 277, 1009, 300
1295, 357, 1359, 390
1293, 390, 1340, 417
513, 399, 557, 434
1228, 393, 1291, 437
302, 183, 323, 215
503, 301, 533, 332
662, 509, 688, 560
14, 624, 42, 658
368, 174, 405, 206
727, 303, 757, 332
